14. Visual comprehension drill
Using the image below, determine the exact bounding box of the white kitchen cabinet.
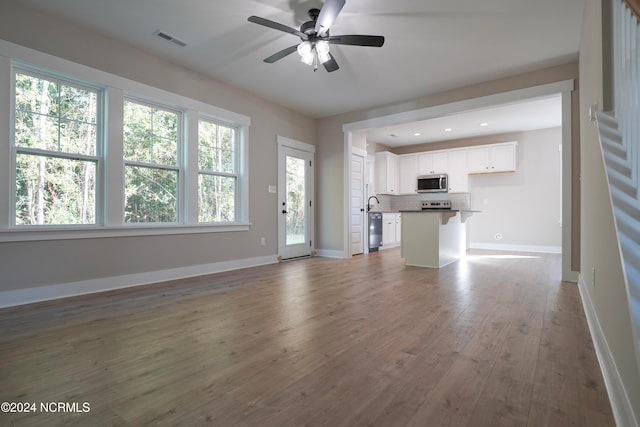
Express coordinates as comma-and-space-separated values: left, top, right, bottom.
446, 149, 468, 193
418, 152, 448, 175
375, 151, 399, 194
467, 142, 517, 174
382, 213, 401, 248
382, 213, 396, 247
398, 154, 419, 194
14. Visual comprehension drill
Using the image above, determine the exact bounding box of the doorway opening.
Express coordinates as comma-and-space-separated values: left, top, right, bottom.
342, 80, 577, 281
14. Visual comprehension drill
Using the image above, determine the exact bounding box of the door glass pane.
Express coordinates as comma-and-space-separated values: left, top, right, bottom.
286, 155, 306, 245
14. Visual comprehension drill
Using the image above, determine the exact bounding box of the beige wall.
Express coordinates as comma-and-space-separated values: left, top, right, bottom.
466, 128, 562, 250
0, 3, 316, 291
317, 63, 580, 259
579, 0, 640, 421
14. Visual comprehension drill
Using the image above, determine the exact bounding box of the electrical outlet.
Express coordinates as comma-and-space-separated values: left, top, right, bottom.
261, 237, 266, 246
494, 233, 503, 241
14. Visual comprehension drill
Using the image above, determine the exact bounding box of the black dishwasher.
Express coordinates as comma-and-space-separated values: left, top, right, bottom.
368, 212, 383, 252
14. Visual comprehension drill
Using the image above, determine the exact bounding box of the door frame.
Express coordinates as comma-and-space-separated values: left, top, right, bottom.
341, 80, 578, 281
351, 147, 367, 255
277, 136, 315, 260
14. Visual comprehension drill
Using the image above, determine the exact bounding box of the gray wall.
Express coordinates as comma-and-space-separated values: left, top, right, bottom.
467, 128, 562, 251
0, 3, 316, 291
579, 0, 640, 421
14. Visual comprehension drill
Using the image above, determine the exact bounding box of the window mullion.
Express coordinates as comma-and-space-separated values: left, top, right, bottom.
105, 87, 124, 227
1, 56, 13, 228
185, 110, 199, 224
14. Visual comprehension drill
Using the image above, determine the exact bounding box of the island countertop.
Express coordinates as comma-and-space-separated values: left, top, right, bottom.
398, 209, 481, 213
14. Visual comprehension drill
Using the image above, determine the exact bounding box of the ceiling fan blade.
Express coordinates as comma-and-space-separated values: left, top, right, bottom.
264, 45, 299, 63
323, 53, 339, 72
248, 16, 308, 40
328, 35, 385, 47
315, 0, 346, 36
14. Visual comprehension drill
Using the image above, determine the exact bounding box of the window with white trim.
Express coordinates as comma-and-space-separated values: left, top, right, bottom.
198, 118, 237, 222
123, 99, 180, 223
13, 69, 101, 225
3, 53, 250, 240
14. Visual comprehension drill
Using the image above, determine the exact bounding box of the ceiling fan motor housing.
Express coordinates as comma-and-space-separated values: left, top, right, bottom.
301, 8, 321, 36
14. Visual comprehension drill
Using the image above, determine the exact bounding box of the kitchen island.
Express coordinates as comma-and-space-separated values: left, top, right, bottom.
400, 209, 477, 268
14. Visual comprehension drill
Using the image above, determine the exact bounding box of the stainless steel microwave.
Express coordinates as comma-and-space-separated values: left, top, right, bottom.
417, 174, 448, 193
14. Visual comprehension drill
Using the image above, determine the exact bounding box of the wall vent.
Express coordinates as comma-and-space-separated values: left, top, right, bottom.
153, 30, 187, 47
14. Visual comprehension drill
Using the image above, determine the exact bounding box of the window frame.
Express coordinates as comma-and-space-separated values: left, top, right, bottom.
0, 47, 251, 243
197, 116, 240, 224
11, 65, 105, 227
122, 96, 183, 225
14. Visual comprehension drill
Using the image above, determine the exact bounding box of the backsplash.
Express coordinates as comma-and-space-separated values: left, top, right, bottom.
372, 193, 470, 212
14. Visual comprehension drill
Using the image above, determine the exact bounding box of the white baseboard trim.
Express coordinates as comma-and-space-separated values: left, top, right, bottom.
577, 274, 639, 427
469, 243, 562, 254
315, 249, 346, 259
380, 243, 401, 250
0, 254, 279, 309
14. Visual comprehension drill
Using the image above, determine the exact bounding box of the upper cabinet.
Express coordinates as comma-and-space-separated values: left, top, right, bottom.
446, 149, 468, 193
375, 151, 399, 195
467, 142, 517, 174
418, 152, 448, 175
399, 155, 419, 194
374, 141, 517, 195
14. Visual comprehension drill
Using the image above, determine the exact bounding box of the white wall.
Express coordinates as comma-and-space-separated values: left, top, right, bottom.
579, 0, 640, 423
468, 128, 562, 253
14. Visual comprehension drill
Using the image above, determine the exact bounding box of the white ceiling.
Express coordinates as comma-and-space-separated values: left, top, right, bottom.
367, 94, 563, 147
11, 0, 583, 120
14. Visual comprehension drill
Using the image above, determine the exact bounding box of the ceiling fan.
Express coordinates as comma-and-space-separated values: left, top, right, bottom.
248, 0, 385, 72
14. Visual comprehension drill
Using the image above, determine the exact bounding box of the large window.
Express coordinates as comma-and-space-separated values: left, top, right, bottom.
198, 119, 237, 222
13, 70, 100, 225
3, 56, 249, 240
123, 99, 180, 223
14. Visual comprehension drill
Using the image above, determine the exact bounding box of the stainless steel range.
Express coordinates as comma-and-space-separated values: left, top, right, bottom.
421, 200, 451, 210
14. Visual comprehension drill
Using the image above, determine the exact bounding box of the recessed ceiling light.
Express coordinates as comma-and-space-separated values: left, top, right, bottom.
480, 122, 489, 127
414, 132, 421, 136
444, 128, 452, 132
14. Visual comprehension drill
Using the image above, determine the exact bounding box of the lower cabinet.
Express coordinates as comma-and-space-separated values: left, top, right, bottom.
382, 213, 401, 248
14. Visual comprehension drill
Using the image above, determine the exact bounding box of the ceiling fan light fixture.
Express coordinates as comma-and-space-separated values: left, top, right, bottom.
297, 41, 315, 65
316, 40, 331, 64
300, 52, 315, 66
297, 41, 312, 56
317, 51, 331, 64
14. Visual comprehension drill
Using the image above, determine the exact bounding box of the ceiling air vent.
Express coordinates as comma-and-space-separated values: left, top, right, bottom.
153, 30, 187, 47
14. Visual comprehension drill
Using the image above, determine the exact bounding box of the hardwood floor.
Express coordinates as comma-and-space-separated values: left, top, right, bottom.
0, 249, 614, 426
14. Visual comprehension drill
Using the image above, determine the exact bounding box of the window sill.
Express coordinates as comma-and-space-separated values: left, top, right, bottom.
0, 222, 252, 242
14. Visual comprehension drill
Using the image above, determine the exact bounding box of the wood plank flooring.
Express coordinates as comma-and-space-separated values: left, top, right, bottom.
0, 249, 615, 426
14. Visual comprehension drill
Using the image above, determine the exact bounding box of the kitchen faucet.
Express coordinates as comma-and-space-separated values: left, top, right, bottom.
367, 196, 380, 212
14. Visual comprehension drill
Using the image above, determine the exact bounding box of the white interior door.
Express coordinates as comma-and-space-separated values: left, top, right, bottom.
278, 142, 314, 259
351, 152, 365, 255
